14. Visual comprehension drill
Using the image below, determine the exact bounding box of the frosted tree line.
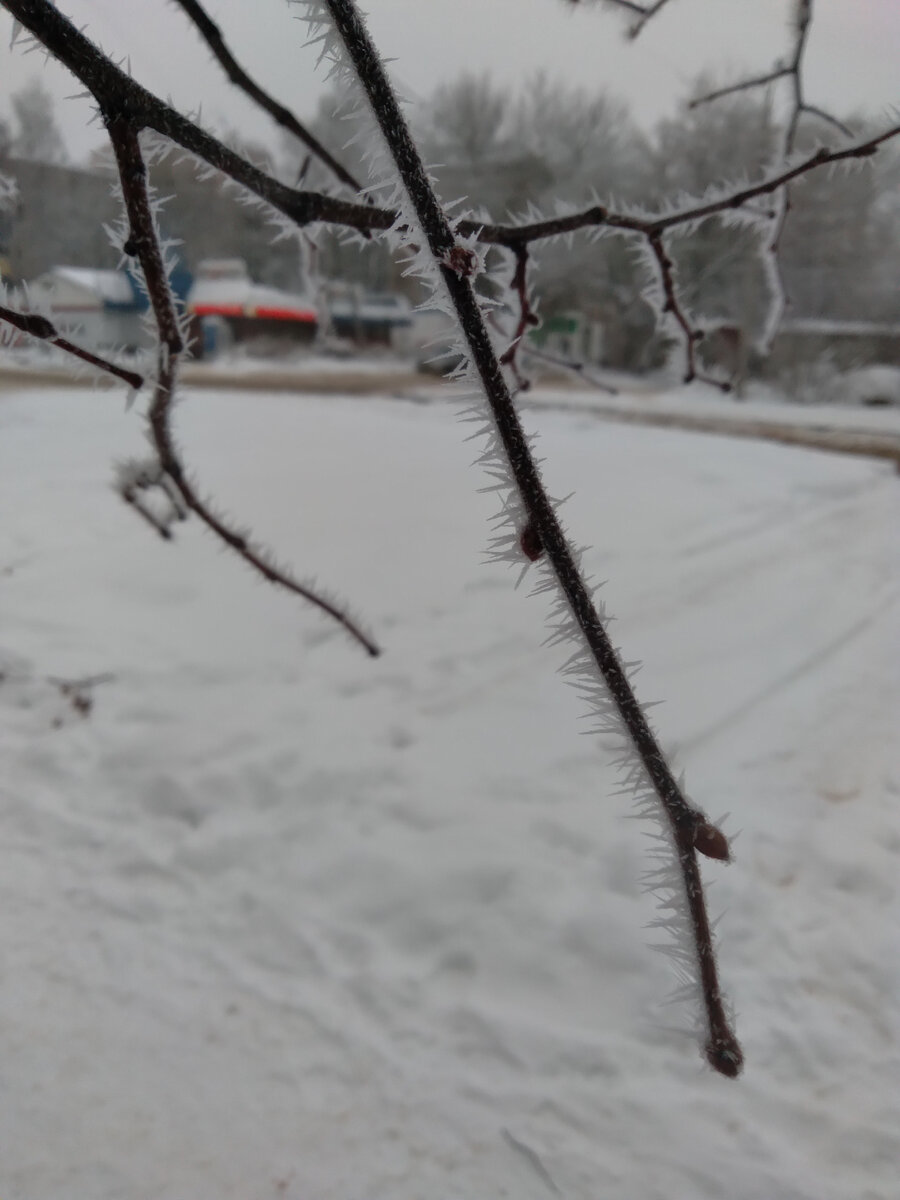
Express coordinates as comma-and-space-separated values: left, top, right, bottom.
2, 0, 899, 1077
3, 42, 899, 368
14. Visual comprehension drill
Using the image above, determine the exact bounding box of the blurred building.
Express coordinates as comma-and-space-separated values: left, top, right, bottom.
24, 260, 193, 352
322, 283, 412, 350
187, 259, 317, 356
25, 266, 150, 350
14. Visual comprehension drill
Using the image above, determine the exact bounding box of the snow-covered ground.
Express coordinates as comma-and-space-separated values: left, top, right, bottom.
0, 346, 417, 387
0, 385, 897, 1200
526, 376, 900, 438
183, 350, 417, 378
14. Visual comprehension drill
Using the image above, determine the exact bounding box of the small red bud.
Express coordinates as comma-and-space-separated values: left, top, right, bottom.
519, 520, 543, 562
694, 820, 730, 862
443, 245, 477, 277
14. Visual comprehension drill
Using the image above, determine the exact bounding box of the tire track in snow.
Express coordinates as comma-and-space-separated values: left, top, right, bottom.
681, 588, 900, 752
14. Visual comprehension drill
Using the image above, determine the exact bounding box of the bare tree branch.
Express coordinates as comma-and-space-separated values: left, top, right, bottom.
0, 303, 144, 389
521, 342, 619, 393
684, 0, 859, 351
485, 310, 619, 394
688, 1, 852, 137
106, 117, 380, 658
645, 232, 726, 387
2, 0, 383, 235
323, 0, 742, 1077
798, 103, 853, 139
568, 0, 673, 39
784, 0, 814, 150
689, 67, 792, 109
493, 247, 622, 392
762, 0, 820, 344
470, 123, 897, 382
170, 0, 364, 194
497, 244, 541, 391
466, 130, 899, 247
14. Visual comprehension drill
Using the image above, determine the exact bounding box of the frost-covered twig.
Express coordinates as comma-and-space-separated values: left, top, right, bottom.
689, 69, 794, 110
644, 231, 728, 387
520, 342, 619, 394
760, 0, 839, 349
569, 0, 673, 40
487, 310, 620, 395
459, 117, 898, 376
0, 303, 145, 389
466, 130, 900, 246
689, 0, 850, 137
688, 0, 854, 351
116, 457, 189, 540
171, 0, 364, 194
2, 0, 381, 234
318, 0, 742, 1076
472, 124, 896, 381
497, 245, 541, 391
105, 117, 380, 657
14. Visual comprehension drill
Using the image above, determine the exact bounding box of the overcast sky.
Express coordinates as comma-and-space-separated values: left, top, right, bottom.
1, 0, 899, 165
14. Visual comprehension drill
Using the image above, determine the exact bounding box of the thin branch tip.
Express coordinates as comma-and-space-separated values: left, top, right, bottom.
323, 0, 741, 1070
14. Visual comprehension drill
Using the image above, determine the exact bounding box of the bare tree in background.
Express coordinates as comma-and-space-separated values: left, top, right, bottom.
8, 76, 67, 163
424, 73, 512, 169
2, 0, 899, 1078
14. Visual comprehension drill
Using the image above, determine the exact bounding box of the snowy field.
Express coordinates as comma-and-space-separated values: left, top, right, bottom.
529, 376, 900, 437
0, 385, 897, 1200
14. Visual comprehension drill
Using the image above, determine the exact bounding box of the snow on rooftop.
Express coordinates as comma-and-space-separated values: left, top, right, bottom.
188, 276, 317, 323
50, 266, 136, 307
